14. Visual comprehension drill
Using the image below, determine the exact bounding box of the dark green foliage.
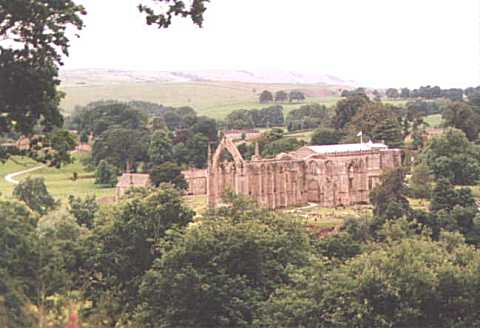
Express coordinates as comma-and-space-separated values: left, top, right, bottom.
68, 195, 99, 229
274, 90, 288, 102
150, 162, 188, 190
13, 177, 57, 215
148, 130, 174, 166
286, 103, 331, 131
261, 138, 304, 158
94, 160, 118, 187
92, 127, 149, 171
134, 197, 314, 327
310, 128, 343, 145
420, 128, 480, 185
442, 101, 480, 141
288, 90, 306, 102
370, 168, 411, 223
81, 187, 194, 324
334, 94, 371, 130
191, 116, 218, 141
340, 88, 367, 97
70, 102, 148, 137
139, 0, 209, 28
0, 0, 84, 162
185, 133, 210, 168
79, 130, 89, 144
257, 105, 284, 127
430, 179, 476, 213
0, 200, 39, 301
346, 102, 404, 147
259, 90, 273, 103
45, 129, 78, 167
385, 88, 400, 98
261, 230, 480, 328
400, 88, 410, 98
409, 163, 433, 198
225, 109, 255, 129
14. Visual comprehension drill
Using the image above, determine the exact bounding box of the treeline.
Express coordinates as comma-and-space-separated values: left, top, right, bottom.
5, 160, 480, 327
68, 100, 219, 186
224, 105, 284, 129
258, 89, 306, 103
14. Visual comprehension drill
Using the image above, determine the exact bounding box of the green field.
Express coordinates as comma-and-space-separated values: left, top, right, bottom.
424, 114, 443, 128
60, 81, 341, 119
0, 153, 115, 202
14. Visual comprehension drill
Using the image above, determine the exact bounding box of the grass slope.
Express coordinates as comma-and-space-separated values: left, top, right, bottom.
60, 81, 340, 119
0, 153, 115, 202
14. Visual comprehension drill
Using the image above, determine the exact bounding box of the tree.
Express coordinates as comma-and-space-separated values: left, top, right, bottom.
191, 116, 218, 141
274, 90, 288, 102
289, 90, 306, 102
139, 0, 209, 28
385, 88, 400, 98
81, 187, 194, 325
262, 231, 480, 328
46, 129, 78, 167
333, 94, 371, 129
70, 102, 148, 137
286, 104, 331, 131
0, 200, 40, 327
35, 208, 87, 326
224, 109, 255, 129
261, 138, 304, 158
150, 162, 188, 190
92, 127, 149, 171
13, 177, 57, 215
442, 101, 480, 141
95, 160, 118, 187
148, 130, 174, 166
346, 102, 403, 147
257, 105, 284, 127
419, 128, 480, 185
370, 168, 411, 222
185, 133, 210, 168
68, 195, 99, 229
310, 128, 343, 145
409, 163, 433, 199
134, 199, 314, 327
259, 90, 274, 104
0, 1, 85, 160
400, 87, 411, 98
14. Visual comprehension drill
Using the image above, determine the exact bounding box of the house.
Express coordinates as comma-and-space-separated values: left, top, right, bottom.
116, 173, 151, 200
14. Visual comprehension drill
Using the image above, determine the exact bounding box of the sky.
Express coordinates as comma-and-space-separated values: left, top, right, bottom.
63, 0, 480, 88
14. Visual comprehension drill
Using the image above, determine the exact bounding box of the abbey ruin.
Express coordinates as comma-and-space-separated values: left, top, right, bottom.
207, 138, 402, 209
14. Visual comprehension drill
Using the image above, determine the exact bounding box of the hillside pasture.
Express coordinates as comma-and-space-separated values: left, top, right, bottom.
60, 81, 341, 119
0, 153, 115, 202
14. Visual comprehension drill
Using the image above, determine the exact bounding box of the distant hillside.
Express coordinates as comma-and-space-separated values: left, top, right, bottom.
59, 69, 353, 119
59, 68, 355, 87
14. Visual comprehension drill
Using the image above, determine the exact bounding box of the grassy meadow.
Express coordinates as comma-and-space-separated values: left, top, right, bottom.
60, 81, 341, 119
0, 153, 115, 202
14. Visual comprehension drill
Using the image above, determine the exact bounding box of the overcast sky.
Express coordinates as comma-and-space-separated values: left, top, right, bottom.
63, 0, 480, 88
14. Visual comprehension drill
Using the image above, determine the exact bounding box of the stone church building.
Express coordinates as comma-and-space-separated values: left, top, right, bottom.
207, 138, 402, 209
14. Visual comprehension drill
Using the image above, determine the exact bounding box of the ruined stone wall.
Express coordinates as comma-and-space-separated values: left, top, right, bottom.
208, 138, 402, 209
183, 169, 208, 196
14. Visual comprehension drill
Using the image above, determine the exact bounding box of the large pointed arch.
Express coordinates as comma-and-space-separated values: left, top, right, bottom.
211, 137, 245, 168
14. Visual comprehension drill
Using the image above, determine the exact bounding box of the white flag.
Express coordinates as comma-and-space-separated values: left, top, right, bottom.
356, 131, 363, 137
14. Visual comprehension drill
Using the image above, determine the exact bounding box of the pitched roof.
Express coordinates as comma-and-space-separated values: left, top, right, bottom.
116, 173, 151, 188
307, 142, 388, 155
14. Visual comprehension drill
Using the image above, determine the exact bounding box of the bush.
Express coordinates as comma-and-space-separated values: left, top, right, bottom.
95, 160, 118, 187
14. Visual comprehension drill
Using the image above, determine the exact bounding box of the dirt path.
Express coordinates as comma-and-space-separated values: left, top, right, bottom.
4, 165, 46, 185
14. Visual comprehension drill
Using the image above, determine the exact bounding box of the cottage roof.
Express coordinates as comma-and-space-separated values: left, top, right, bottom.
116, 173, 150, 188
